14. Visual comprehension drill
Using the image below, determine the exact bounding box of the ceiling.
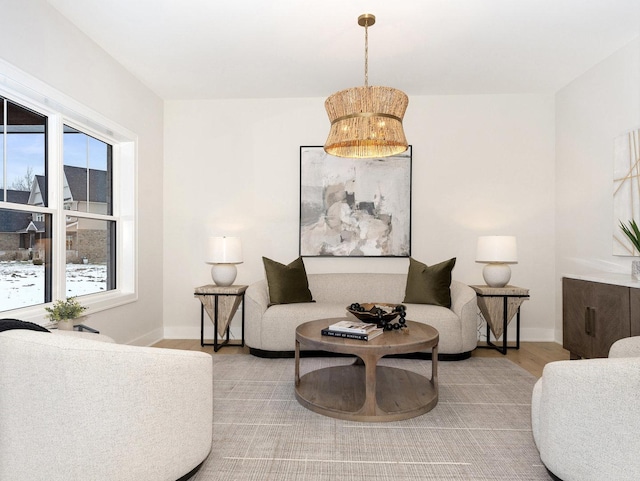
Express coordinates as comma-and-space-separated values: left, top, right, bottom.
46, 0, 640, 100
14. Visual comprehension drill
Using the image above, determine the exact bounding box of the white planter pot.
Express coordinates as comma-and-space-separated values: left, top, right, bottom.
57, 319, 74, 331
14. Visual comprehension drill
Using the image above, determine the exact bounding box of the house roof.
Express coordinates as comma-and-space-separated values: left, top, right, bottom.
6, 190, 30, 204
15, 221, 46, 234
0, 190, 33, 234
32, 166, 108, 205
62, 165, 109, 203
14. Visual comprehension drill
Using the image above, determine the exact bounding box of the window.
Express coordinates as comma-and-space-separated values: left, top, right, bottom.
0, 72, 137, 319
0, 98, 51, 309
63, 126, 115, 297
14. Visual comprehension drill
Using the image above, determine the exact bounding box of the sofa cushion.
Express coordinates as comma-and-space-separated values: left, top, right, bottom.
0, 318, 50, 333
259, 301, 461, 352
263, 256, 314, 305
403, 257, 456, 308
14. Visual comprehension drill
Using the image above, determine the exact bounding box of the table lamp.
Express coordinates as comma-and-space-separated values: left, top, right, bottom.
476, 236, 517, 287
207, 236, 242, 286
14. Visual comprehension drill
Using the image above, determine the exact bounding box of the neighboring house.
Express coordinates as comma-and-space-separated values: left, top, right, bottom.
0, 190, 43, 259
0, 166, 109, 262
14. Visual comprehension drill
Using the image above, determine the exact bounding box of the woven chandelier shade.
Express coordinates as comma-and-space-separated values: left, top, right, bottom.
323, 13, 409, 159
324, 86, 408, 158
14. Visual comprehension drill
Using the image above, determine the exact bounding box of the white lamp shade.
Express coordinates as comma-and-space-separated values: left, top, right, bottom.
207, 236, 243, 264
476, 236, 518, 263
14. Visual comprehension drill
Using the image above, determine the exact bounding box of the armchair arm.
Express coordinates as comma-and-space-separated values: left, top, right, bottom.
245, 279, 270, 348
450, 280, 478, 352
533, 358, 640, 481
609, 336, 640, 358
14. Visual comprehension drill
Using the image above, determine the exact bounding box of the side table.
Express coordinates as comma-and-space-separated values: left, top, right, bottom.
470, 285, 530, 355
194, 284, 247, 352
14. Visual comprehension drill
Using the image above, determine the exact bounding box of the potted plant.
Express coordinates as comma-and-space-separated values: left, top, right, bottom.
619, 219, 640, 280
45, 297, 87, 330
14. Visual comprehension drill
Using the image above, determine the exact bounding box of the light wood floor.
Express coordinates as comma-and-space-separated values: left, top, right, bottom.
152, 339, 569, 378
473, 341, 569, 378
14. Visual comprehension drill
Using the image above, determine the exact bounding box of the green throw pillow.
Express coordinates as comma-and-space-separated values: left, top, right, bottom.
403, 257, 456, 308
262, 256, 313, 305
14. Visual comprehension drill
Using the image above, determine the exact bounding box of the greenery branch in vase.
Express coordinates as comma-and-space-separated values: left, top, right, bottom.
45, 297, 87, 330
619, 219, 640, 280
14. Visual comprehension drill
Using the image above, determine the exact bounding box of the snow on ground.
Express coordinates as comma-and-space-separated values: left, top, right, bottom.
0, 261, 107, 312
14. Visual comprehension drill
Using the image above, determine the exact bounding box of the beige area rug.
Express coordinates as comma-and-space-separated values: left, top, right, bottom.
191, 355, 552, 481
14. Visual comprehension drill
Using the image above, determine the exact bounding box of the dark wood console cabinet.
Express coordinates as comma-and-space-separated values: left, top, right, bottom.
563, 277, 640, 359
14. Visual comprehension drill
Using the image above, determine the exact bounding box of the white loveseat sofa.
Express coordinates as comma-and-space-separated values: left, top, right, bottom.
245, 273, 478, 359
531, 336, 640, 481
0, 328, 213, 481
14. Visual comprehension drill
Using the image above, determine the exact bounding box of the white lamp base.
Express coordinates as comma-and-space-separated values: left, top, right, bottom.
211, 264, 238, 286
482, 263, 512, 287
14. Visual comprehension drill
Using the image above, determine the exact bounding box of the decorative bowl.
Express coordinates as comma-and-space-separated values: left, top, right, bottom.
346, 303, 405, 323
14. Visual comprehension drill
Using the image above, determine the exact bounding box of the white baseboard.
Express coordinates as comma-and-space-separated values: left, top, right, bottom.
519, 327, 557, 342
163, 310, 243, 341
126, 327, 164, 347
478, 322, 557, 343
163, 323, 243, 342
554, 328, 563, 344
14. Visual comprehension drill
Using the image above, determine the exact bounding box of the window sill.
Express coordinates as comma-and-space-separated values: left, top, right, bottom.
1, 290, 138, 327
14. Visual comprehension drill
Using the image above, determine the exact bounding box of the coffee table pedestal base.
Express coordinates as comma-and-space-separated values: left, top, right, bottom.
295, 363, 438, 422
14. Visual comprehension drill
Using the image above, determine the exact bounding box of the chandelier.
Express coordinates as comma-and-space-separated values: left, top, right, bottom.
324, 14, 409, 159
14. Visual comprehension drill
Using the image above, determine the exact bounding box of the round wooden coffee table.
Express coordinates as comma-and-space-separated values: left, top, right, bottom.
294, 318, 439, 422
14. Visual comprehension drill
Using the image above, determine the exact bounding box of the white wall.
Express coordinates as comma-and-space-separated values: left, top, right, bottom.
4, 3, 634, 348
555, 38, 640, 340
164, 93, 556, 342
0, 1, 165, 344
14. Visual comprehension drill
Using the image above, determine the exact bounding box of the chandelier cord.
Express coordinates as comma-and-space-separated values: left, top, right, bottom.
364, 22, 369, 87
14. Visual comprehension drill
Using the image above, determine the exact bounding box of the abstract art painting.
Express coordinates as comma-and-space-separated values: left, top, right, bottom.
613, 129, 640, 255
299, 146, 411, 257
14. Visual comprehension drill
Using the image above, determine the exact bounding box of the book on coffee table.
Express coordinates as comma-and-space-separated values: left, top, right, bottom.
321, 328, 383, 341
321, 324, 383, 341
327, 320, 380, 334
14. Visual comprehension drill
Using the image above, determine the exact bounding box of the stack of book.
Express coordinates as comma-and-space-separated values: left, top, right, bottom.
321, 320, 383, 341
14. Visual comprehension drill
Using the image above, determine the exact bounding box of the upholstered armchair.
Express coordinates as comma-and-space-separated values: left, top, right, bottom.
0, 329, 213, 481
531, 336, 640, 481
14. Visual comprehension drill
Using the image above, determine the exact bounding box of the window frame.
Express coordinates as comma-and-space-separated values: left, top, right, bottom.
60, 120, 118, 296
0, 60, 138, 324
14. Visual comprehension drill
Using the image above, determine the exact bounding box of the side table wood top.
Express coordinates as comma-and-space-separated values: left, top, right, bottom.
470, 285, 529, 297
194, 284, 248, 295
